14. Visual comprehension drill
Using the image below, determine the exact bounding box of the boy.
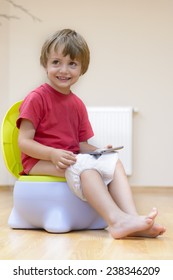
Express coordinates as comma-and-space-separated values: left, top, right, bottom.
17, 29, 166, 238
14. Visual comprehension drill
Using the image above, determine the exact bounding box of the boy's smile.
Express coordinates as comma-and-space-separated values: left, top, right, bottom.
46, 48, 82, 94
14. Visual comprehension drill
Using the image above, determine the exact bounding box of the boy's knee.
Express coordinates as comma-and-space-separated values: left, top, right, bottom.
115, 159, 126, 175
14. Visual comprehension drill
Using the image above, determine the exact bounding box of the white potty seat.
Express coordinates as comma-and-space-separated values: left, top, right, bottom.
8, 177, 107, 233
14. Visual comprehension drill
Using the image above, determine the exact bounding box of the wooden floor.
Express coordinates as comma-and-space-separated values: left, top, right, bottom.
0, 186, 173, 260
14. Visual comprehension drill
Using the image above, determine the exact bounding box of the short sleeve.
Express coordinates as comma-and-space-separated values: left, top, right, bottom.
16, 92, 45, 129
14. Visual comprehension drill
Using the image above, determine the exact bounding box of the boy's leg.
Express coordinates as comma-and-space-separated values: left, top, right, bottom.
108, 160, 138, 215
80, 169, 157, 239
108, 160, 166, 237
29, 160, 65, 177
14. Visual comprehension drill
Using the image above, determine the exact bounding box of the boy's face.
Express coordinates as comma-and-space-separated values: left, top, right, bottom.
46, 47, 82, 94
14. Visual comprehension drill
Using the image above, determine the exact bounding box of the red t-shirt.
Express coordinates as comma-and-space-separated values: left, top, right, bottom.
17, 83, 94, 174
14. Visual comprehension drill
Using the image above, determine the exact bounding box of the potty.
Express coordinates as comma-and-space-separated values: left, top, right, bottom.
1, 101, 107, 233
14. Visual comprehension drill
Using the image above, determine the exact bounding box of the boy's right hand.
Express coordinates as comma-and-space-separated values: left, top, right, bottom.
50, 149, 77, 170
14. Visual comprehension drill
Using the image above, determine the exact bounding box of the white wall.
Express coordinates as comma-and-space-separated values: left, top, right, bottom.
0, 0, 173, 186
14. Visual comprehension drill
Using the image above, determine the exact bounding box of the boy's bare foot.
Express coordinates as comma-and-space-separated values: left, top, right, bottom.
108, 208, 158, 239
128, 208, 166, 238
128, 223, 166, 238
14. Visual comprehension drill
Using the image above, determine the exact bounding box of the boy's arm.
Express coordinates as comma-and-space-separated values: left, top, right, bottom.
18, 119, 76, 169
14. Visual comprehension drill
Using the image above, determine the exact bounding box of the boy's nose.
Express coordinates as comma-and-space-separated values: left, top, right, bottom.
59, 64, 68, 73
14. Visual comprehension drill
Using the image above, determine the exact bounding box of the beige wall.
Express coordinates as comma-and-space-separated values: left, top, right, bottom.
0, 0, 173, 186
0, 0, 11, 184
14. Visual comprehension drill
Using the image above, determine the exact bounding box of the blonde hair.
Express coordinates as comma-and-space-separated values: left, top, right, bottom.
40, 29, 90, 75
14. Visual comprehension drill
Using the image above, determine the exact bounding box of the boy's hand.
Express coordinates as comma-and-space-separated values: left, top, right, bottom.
50, 149, 77, 169
106, 144, 113, 149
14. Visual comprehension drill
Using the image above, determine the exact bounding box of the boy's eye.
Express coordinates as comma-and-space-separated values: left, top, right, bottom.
52, 60, 59, 65
69, 61, 77, 67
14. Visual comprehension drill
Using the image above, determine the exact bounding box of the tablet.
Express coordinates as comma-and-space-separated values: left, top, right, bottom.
88, 146, 124, 156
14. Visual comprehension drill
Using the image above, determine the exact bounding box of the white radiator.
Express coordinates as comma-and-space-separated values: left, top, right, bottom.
87, 107, 133, 176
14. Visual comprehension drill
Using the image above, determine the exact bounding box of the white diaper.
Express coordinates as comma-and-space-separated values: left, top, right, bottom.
65, 152, 119, 201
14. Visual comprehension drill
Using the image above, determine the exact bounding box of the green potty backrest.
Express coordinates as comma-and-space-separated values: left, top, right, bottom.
1, 101, 66, 182
1, 101, 23, 178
